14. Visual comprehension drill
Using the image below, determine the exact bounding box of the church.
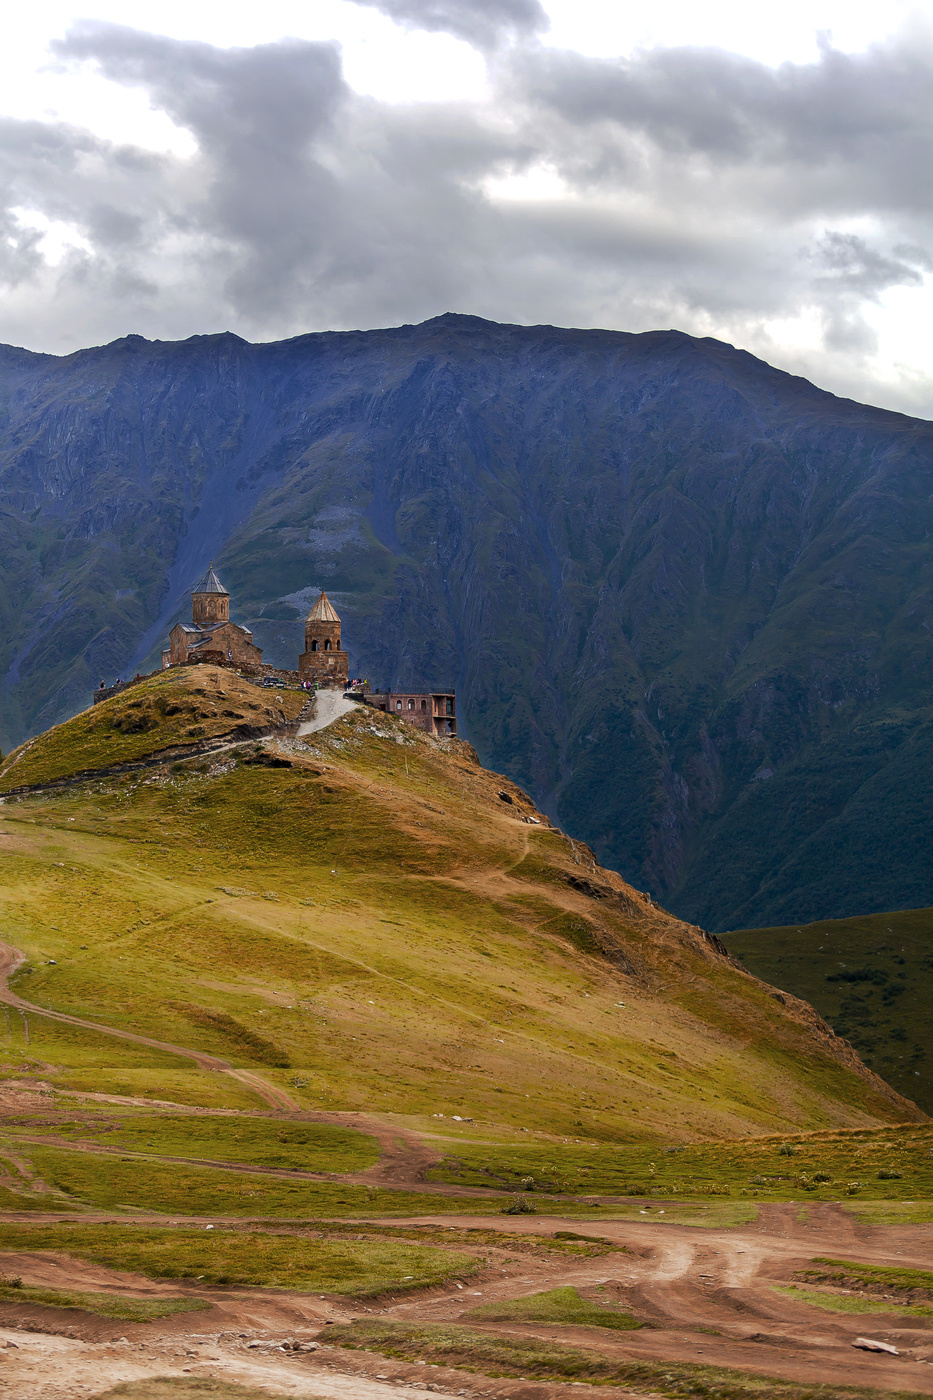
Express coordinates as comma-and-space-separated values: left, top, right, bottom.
298, 590, 349, 688
162, 564, 264, 670
159, 571, 453, 734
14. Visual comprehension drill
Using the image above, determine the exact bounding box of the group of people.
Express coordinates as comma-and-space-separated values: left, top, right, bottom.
97, 672, 144, 692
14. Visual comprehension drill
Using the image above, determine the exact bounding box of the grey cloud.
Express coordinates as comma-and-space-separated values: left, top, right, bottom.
54, 24, 347, 315
0, 23, 929, 414
814, 232, 924, 296
513, 38, 933, 215
347, 0, 547, 48
808, 232, 926, 356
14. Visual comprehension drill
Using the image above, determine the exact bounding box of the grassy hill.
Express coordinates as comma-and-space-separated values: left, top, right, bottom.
726, 908, 933, 1114
0, 664, 919, 1165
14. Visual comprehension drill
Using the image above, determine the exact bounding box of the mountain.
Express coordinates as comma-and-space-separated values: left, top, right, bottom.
0, 665, 918, 1140
1, 314, 933, 931
727, 907, 933, 1113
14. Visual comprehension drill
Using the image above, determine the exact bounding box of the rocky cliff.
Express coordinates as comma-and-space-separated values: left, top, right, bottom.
1, 314, 932, 930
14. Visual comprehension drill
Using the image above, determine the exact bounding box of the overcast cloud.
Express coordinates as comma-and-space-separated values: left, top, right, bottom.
0, 5, 931, 413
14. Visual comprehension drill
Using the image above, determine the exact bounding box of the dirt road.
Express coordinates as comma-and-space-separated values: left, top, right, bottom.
0, 1201, 927, 1398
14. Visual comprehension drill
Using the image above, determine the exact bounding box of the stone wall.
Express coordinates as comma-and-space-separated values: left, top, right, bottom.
298, 646, 349, 688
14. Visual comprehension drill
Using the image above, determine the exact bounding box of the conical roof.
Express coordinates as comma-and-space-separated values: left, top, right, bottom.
193, 563, 228, 595
306, 589, 341, 623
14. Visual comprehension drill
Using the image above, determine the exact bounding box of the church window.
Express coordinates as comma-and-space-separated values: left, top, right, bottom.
421, 700, 426, 710
396, 701, 402, 710
324, 638, 331, 650
408, 699, 414, 709
311, 640, 318, 651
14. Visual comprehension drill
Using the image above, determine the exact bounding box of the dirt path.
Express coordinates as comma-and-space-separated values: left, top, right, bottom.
297, 692, 359, 735
0, 942, 299, 1113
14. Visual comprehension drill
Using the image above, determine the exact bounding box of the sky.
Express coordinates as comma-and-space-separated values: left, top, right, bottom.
2, 0, 933, 415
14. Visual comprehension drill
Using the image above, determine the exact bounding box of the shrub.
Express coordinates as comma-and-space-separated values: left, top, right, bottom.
502, 1195, 537, 1215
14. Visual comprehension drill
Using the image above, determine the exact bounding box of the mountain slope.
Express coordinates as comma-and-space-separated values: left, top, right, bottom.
1, 317, 933, 929
0, 665, 919, 1139
727, 907, 933, 1113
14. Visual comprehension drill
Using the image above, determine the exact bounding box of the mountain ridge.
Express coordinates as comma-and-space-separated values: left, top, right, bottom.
1, 315, 932, 930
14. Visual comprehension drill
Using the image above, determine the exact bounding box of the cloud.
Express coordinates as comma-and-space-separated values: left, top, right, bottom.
0, 21, 929, 414
346, 0, 548, 48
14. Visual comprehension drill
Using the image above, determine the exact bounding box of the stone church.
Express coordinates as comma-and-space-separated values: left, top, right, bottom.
162, 564, 264, 670
298, 590, 349, 688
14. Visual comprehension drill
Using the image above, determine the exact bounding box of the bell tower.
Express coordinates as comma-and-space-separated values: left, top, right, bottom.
192, 563, 230, 628
299, 590, 349, 687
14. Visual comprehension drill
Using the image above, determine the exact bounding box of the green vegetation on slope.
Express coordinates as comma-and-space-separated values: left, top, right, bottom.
773, 1284, 932, 1318
799, 1257, 933, 1299
0, 1223, 476, 1295
24, 1147, 488, 1218
0, 667, 306, 793
0, 667, 916, 1161
428, 1123, 933, 1201
0, 1004, 258, 1109
30, 1113, 380, 1172
726, 908, 932, 1111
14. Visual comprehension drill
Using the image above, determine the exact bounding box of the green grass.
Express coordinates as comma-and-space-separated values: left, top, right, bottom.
726, 908, 933, 1112
0, 1278, 208, 1321
426, 1123, 933, 1201
0, 1179, 64, 1210
324, 1319, 923, 1399
0, 1005, 259, 1110
799, 1257, 933, 1298
843, 1199, 933, 1225
24, 1146, 493, 1218
772, 1284, 932, 1317
21, 1144, 759, 1222
464, 1284, 642, 1330
0, 1222, 477, 1295
33, 1114, 380, 1172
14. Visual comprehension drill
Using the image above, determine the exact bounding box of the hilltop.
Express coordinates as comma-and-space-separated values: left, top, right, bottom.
2, 316, 933, 930
0, 665, 919, 1142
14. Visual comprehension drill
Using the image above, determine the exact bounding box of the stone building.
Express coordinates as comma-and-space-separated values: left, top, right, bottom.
362, 690, 456, 737
298, 590, 349, 688
162, 564, 263, 670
